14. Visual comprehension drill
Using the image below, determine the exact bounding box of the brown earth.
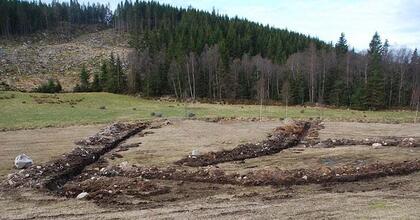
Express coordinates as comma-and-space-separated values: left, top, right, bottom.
0, 124, 103, 177
5, 122, 149, 190
0, 120, 419, 219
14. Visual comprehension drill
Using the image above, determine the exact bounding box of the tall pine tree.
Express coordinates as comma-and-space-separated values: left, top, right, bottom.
364, 32, 385, 110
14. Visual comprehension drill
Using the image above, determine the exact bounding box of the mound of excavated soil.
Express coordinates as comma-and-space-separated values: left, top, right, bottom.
63, 176, 170, 202
74, 159, 420, 189
4, 122, 149, 190
310, 137, 418, 148
3, 120, 420, 208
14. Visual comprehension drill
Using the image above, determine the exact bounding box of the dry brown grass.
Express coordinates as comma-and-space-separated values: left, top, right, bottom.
0, 125, 102, 176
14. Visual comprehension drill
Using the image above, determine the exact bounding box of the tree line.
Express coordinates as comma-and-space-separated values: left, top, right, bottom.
112, 1, 327, 98
0, 0, 111, 36
3, 0, 419, 110
284, 33, 419, 110
114, 1, 328, 64
112, 1, 419, 110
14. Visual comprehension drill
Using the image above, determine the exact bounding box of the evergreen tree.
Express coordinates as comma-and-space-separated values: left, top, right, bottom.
34, 79, 62, 93
335, 33, 348, 55
333, 33, 350, 106
9, 1, 415, 109
79, 65, 90, 91
91, 73, 101, 92
115, 55, 125, 93
350, 80, 366, 109
107, 52, 118, 93
364, 32, 385, 110
290, 73, 305, 104
0, 0, 110, 36
99, 62, 108, 91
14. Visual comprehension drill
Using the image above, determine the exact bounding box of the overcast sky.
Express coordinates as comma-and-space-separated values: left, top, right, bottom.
42, 0, 420, 50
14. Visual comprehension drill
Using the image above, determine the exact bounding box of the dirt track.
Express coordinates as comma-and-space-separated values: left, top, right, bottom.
1, 120, 420, 219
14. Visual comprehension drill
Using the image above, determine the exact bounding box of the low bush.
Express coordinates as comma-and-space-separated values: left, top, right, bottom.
33, 79, 62, 93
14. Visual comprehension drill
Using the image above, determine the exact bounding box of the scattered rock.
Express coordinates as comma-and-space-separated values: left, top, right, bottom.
76, 192, 89, 199
119, 161, 135, 172
283, 118, 295, 126
313, 142, 328, 148
14, 154, 33, 169
310, 137, 417, 149
372, 143, 383, 148
191, 149, 200, 158
5, 122, 149, 189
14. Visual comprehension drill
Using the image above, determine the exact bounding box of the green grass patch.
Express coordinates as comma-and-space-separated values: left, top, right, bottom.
0, 91, 418, 130
369, 200, 394, 209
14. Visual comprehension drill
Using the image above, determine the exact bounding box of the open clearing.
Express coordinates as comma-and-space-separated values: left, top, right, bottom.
0, 27, 129, 91
1, 119, 419, 219
0, 91, 418, 130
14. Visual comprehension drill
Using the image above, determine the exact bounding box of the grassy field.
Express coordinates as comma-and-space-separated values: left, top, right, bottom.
0, 91, 418, 130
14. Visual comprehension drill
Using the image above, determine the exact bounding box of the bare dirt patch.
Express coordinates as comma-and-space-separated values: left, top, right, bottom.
109, 119, 282, 167
319, 122, 420, 140
30, 94, 84, 105
0, 124, 103, 176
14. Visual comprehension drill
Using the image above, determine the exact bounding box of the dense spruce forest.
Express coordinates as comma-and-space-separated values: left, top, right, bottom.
1, 1, 419, 110
112, 1, 330, 100
111, 1, 419, 110
0, 0, 110, 36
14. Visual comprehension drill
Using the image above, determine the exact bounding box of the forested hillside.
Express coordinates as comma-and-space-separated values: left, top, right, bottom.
112, 1, 330, 99
0, 0, 110, 36
0, 1, 129, 91
109, 1, 419, 110
1, 1, 419, 110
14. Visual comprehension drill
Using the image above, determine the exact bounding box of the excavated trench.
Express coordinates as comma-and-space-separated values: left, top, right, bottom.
310, 137, 418, 148
4, 119, 420, 206
175, 121, 313, 167
86, 159, 420, 187
5, 122, 149, 190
